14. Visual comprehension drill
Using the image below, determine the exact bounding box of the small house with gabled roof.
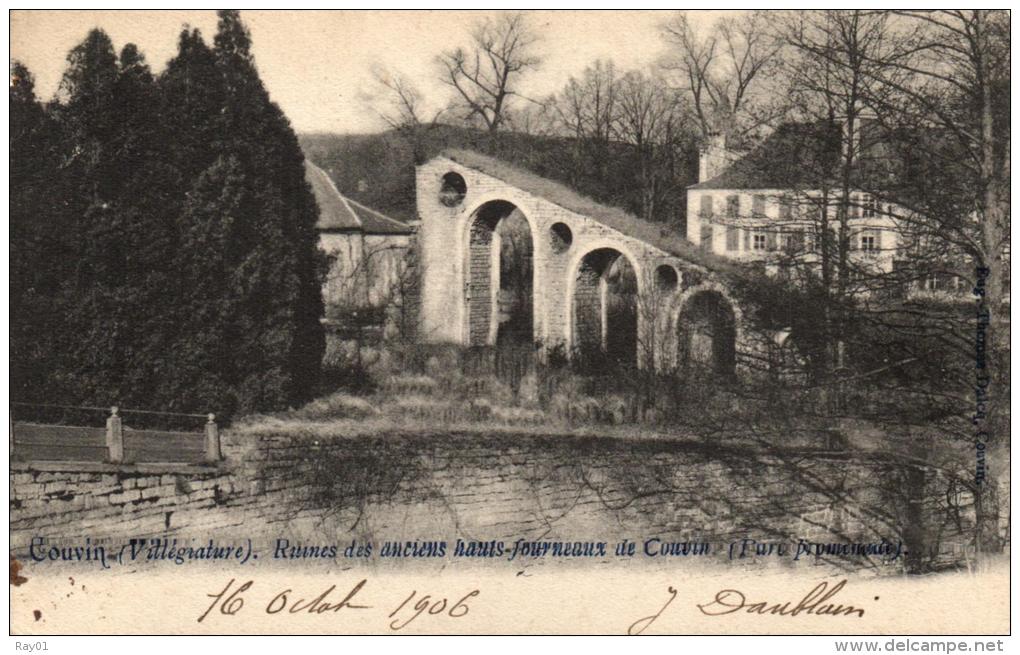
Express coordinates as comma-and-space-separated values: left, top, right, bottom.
304, 160, 415, 322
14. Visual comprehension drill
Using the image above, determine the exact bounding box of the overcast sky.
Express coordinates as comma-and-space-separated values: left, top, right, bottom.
11, 10, 724, 134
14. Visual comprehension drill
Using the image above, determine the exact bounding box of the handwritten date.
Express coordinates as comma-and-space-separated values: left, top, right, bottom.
388, 589, 481, 631
198, 578, 479, 631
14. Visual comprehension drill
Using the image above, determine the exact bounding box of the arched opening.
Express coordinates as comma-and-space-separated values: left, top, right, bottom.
549, 222, 573, 254
572, 248, 638, 367
466, 200, 533, 347
677, 290, 736, 377
655, 264, 679, 293
775, 332, 810, 386
440, 172, 467, 207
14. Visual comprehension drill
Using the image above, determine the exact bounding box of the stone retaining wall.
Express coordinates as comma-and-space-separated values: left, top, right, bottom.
10, 428, 976, 573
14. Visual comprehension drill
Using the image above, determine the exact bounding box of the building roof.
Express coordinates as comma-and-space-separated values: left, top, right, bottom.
304, 160, 413, 235
348, 197, 416, 235
439, 148, 743, 277
689, 122, 841, 191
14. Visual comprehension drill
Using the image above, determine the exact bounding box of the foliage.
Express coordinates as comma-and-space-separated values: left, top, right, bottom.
9, 11, 324, 418
300, 124, 700, 229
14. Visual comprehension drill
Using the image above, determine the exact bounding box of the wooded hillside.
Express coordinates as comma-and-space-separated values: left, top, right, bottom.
299, 125, 700, 229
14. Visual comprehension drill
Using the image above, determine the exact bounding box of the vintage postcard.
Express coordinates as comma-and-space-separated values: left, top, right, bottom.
8, 8, 1011, 641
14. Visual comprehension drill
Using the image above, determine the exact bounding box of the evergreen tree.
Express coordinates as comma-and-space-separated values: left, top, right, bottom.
45, 31, 182, 406
169, 155, 306, 414
55, 29, 120, 204
160, 11, 325, 413
208, 10, 325, 409
11, 14, 325, 417
108, 44, 184, 407
159, 28, 227, 181
10, 62, 65, 401
46, 30, 125, 403
10, 62, 48, 309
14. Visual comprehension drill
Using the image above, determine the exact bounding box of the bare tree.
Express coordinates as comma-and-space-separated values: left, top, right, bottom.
872, 11, 1009, 314
780, 11, 905, 373
771, 9, 1008, 562
613, 70, 696, 221
871, 9, 1010, 559
502, 102, 557, 138
551, 59, 619, 145
543, 60, 620, 187
662, 10, 784, 142
438, 11, 542, 134
543, 60, 699, 223
364, 65, 443, 164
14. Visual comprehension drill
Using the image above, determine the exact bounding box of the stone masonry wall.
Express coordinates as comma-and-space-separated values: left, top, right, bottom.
10, 428, 971, 572
10, 464, 244, 552
468, 220, 494, 346
416, 156, 749, 368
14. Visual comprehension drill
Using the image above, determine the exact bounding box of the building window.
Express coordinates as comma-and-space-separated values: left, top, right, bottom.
925, 272, 955, 291
779, 195, 796, 220
752, 232, 767, 251
859, 231, 879, 252
849, 193, 860, 218
862, 194, 878, 218
700, 222, 713, 248
752, 194, 766, 217
699, 194, 714, 218
726, 225, 739, 251
783, 229, 805, 253
726, 195, 739, 218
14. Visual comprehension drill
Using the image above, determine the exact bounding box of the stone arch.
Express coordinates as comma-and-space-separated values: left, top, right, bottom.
675, 288, 737, 377
569, 246, 640, 367
462, 199, 535, 346
774, 330, 811, 385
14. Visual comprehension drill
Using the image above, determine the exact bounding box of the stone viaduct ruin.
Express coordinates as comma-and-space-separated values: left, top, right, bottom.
416, 149, 752, 374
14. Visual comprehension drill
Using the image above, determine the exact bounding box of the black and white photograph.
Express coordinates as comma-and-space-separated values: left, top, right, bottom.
8, 8, 1011, 640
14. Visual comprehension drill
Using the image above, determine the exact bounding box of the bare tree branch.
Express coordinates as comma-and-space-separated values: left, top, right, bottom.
437, 12, 542, 134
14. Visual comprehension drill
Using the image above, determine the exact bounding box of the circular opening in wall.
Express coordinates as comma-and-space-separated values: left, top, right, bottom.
656, 264, 679, 293
439, 172, 467, 207
549, 222, 573, 254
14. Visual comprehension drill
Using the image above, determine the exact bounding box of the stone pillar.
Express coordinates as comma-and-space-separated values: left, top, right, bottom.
468, 219, 494, 346
205, 414, 221, 463
106, 406, 123, 464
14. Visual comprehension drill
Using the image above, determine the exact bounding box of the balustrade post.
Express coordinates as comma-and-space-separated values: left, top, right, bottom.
205, 413, 221, 463
106, 406, 123, 464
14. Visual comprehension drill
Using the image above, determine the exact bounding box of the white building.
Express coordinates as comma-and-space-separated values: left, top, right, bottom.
686, 124, 903, 282
304, 161, 416, 322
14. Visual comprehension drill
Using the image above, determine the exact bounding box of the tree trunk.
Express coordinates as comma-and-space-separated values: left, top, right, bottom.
974, 11, 1006, 558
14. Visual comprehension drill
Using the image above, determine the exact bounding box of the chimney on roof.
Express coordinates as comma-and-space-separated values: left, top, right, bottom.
699, 132, 731, 183
841, 111, 878, 158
